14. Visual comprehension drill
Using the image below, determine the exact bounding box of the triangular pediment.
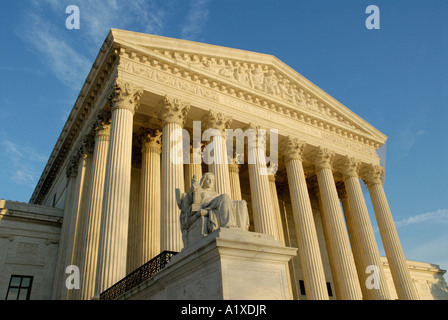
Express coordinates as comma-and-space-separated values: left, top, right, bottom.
109, 29, 387, 146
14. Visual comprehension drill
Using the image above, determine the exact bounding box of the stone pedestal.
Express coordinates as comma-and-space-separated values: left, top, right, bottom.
121, 228, 297, 300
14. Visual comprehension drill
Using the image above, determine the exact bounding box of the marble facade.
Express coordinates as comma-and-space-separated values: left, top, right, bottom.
1, 29, 447, 300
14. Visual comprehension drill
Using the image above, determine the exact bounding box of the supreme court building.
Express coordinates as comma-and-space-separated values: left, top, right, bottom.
1, 29, 447, 300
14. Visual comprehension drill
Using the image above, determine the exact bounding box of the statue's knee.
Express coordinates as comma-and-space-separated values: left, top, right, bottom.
222, 194, 233, 206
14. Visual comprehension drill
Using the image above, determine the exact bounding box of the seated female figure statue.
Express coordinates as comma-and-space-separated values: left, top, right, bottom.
178, 172, 249, 239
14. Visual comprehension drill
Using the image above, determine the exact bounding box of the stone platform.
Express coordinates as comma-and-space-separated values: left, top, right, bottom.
120, 228, 297, 300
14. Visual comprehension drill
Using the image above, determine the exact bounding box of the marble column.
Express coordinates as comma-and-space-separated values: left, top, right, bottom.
95, 80, 143, 295
158, 95, 190, 253
363, 164, 419, 300
314, 147, 362, 300
185, 142, 203, 192
341, 157, 390, 300
228, 155, 242, 201
202, 110, 232, 197
52, 147, 89, 299
79, 115, 111, 300
337, 184, 365, 295
247, 124, 279, 240
127, 162, 141, 274
282, 137, 329, 300
53, 138, 93, 300
69, 137, 94, 300
137, 128, 162, 265
268, 171, 285, 246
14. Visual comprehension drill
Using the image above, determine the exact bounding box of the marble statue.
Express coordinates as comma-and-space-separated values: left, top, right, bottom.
176, 172, 249, 247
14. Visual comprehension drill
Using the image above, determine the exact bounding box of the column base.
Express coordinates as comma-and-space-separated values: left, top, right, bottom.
120, 228, 297, 300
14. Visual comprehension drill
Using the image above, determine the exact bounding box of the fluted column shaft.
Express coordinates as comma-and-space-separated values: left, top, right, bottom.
202, 110, 232, 197
283, 137, 328, 300
69, 151, 92, 300
247, 127, 278, 239
79, 120, 110, 300
52, 147, 91, 300
339, 191, 366, 295
127, 165, 141, 273
365, 165, 419, 300
268, 174, 285, 245
159, 96, 190, 252
138, 129, 162, 265
314, 147, 362, 300
341, 158, 390, 300
229, 162, 242, 201
95, 81, 143, 295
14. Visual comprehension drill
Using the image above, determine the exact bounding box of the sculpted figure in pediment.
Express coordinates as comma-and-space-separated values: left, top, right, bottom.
250, 66, 265, 91
263, 69, 280, 96
235, 65, 251, 86
218, 64, 235, 79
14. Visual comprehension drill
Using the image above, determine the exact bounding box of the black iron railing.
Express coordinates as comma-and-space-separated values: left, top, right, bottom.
99, 251, 178, 300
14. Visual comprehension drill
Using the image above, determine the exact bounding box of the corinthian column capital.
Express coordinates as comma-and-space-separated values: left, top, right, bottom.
93, 110, 112, 137
81, 134, 95, 156
244, 123, 269, 151
313, 146, 335, 171
280, 136, 306, 162
158, 95, 190, 127
202, 109, 232, 133
362, 164, 385, 186
66, 155, 79, 179
339, 156, 361, 178
108, 79, 144, 114
139, 127, 162, 153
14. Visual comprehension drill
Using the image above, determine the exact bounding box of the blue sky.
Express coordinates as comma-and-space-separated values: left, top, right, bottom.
1, 1, 447, 279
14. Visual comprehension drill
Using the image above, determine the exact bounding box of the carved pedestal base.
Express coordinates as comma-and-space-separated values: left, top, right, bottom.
121, 228, 297, 300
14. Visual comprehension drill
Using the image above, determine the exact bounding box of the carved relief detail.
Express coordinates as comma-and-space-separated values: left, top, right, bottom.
147, 48, 363, 132
118, 56, 379, 156
17, 242, 39, 255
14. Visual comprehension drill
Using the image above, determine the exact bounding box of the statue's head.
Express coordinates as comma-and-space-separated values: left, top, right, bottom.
200, 172, 215, 190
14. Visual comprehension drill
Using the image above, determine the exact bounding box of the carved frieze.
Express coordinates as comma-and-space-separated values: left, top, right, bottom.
144, 48, 364, 133
118, 57, 378, 157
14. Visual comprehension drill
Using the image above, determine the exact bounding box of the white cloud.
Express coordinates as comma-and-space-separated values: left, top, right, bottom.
395, 209, 448, 228
18, 0, 172, 91
372, 209, 448, 233
19, 12, 91, 89
181, 0, 211, 40
1, 140, 47, 188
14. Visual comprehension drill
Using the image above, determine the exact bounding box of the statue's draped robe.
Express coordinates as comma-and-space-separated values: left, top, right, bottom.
199, 191, 249, 233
